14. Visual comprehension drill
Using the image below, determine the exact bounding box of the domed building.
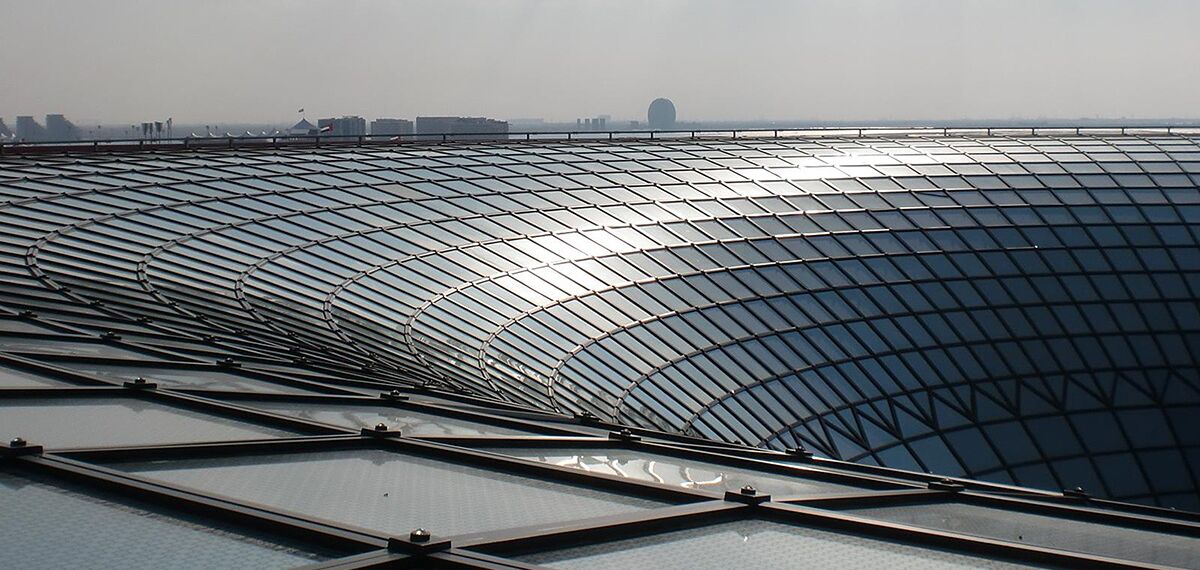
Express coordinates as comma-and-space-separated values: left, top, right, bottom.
647, 98, 676, 130
1, 129, 1199, 569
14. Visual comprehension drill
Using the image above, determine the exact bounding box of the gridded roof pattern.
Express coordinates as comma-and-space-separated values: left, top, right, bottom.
1, 132, 1200, 568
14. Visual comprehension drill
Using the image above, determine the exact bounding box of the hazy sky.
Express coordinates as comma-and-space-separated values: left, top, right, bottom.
2, 0, 1198, 124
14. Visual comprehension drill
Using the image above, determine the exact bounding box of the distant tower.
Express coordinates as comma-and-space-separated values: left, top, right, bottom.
647, 98, 676, 130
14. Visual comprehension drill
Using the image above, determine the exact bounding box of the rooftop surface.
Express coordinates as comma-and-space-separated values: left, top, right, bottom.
2, 131, 1199, 568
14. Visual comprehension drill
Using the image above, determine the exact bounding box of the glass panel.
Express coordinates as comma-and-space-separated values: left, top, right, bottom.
489, 447, 870, 497
0, 469, 336, 569
514, 519, 1032, 569
114, 449, 667, 536
238, 400, 536, 436
842, 502, 1199, 568
0, 364, 73, 387
0, 321, 65, 334
0, 397, 300, 448
0, 338, 159, 359
59, 363, 321, 394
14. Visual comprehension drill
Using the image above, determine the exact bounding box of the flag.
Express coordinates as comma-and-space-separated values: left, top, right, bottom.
297, 108, 304, 113
319, 125, 333, 133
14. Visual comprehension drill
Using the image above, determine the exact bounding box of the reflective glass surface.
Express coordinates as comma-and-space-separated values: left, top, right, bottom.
0, 397, 300, 448
489, 447, 870, 497
0, 470, 333, 569
843, 501, 1200, 568
61, 363, 321, 394
0, 364, 73, 387
514, 518, 1033, 569
0, 338, 157, 359
237, 400, 535, 436
114, 448, 668, 536
2, 133, 1198, 508
0, 320, 64, 334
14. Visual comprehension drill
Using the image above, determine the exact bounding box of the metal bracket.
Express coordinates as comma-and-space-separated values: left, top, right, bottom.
786, 447, 815, 461
724, 485, 771, 505
3, 438, 43, 458
380, 390, 409, 402
574, 410, 602, 425
608, 428, 641, 442
1063, 487, 1090, 500
928, 478, 965, 492
361, 423, 402, 438
387, 529, 451, 554
123, 377, 158, 389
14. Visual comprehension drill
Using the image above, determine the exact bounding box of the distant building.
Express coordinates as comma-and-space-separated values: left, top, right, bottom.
0, 118, 12, 138
575, 117, 607, 131
317, 116, 367, 137
45, 114, 80, 142
289, 119, 318, 135
370, 118, 413, 137
15, 116, 46, 142
415, 116, 508, 141
647, 98, 676, 130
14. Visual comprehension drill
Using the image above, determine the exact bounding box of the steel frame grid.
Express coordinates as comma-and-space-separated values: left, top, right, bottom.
2, 368, 1198, 568
3, 132, 1200, 567
3, 125, 1200, 158
0, 323, 831, 455
4, 429, 1192, 569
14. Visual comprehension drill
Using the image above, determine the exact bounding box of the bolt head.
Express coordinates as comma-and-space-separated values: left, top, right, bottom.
409, 528, 431, 542
375, 423, 388, 432
10, 437, 27, 448
390, 389, 402, 397
740, 485, 757, 496
133, 377, 146, 384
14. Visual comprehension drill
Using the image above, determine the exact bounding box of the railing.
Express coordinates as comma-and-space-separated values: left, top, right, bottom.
2, 125, 1199, 156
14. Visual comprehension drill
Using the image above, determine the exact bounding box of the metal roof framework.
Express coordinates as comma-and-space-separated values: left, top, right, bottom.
2, 323, 1198, 568
2, 131, 1200, 567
